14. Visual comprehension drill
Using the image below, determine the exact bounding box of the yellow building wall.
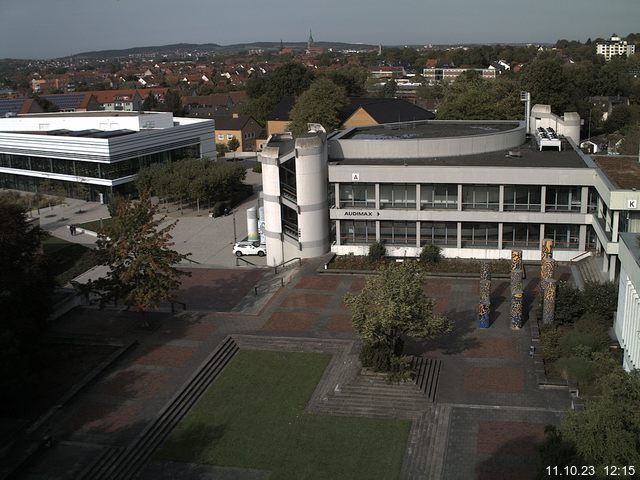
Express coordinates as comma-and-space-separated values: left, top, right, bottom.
215, 129, 244, 150
341, 108, 378, 129
267, 120, 290, 136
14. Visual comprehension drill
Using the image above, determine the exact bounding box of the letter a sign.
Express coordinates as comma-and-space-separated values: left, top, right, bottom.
352, 173, 360, 181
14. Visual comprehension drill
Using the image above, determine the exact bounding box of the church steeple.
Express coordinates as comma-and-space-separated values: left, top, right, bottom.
307, 29, 314, 51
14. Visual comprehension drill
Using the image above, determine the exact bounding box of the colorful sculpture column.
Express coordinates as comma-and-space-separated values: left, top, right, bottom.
478, 261, 491, 328
511, 249, 523, 272
511, 291, 523, 329
542, 278, 557, 324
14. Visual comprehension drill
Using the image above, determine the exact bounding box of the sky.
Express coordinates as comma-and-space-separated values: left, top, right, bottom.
0, 0, 639, 59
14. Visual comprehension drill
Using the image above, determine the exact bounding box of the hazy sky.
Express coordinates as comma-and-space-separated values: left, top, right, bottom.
0, 0, 639, 59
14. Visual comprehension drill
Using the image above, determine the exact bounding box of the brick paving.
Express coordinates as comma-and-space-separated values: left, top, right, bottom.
17, 259, 574, 480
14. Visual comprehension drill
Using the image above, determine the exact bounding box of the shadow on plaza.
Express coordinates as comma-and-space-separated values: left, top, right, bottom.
8, 307, 201, 480
474, 433, 546, 480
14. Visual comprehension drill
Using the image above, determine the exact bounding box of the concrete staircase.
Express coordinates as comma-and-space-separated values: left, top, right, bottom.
313, 371, 432, 419
573, 254, 607, 287
400, 405, 452, 480
79, 336, 239, 480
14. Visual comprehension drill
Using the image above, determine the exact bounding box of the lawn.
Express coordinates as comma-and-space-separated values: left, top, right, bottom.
42, 235, 100, 285
156, 350, 410, 480
76, 217, 112, 233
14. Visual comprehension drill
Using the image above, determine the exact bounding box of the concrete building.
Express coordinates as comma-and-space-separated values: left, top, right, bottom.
422, 67, 497, 83
0, 111, 215, 202
615, 232, 640, 371
258, 105, 640, 285
596, 34, 636, 61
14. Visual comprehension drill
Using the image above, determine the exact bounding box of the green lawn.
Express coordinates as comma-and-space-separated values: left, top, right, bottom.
76, 217, 112, 233
156, 350, 410, 480
42, 236, 100, 285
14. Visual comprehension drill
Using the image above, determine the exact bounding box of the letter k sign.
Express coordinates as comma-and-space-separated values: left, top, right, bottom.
628, 199, 637, 209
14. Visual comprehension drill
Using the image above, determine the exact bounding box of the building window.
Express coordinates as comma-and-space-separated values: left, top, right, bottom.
227, 134, 234, 140
420, 222, 457, 246
341, 220, 376, 244
545, 186, 582, 212
503, 186, 541, 211
380, 221, 416, 245
461, 223, 499, 247
502, 223, 540, 248
217, 134, 224, 140
421, 184, 457, 209
379, 184, 416, 209
339, 183, 375, 208
545, 224, 580, 249
587, 187, 598, 214
462, 185, 499, 210
281, 204, 298, 240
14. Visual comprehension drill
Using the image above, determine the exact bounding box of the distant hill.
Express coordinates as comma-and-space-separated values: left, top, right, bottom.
69, 41, 379, 59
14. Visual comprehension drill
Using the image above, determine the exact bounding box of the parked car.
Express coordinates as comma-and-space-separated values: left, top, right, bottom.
233, 241, 266, 257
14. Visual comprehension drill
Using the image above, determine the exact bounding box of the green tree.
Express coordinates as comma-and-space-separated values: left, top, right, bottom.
243, 63, 316, 125
382, 79, 397, 98
95, 194, 191, 312
0, 201, 54, 410
141, 92, 160, 111
344, 261, 452, 358
324, 66, 368, 96
538, 370, 640, 476
520, 58, 574, 113
288, 78, 348, 135
227, 136, 240, 152
163, 89, 184, 116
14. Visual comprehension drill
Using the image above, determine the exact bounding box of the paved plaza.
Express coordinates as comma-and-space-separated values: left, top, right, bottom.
5, 252, 575, 480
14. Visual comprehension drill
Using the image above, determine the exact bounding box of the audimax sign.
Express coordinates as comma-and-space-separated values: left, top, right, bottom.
343, 211, 381, 217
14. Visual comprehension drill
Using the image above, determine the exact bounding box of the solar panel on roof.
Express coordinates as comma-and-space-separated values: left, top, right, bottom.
0, 99, 26, 116
43, 94, 85, 110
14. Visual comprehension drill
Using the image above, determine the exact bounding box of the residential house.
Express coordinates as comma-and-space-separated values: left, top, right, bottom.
213, 114, 262, 152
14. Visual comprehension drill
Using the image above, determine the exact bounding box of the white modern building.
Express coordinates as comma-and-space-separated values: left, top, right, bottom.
615, 233, 640, 371
259, 105, 640, 284
422, 67, 497, 83
596, 34, 636, 61
0, 111, 215, 202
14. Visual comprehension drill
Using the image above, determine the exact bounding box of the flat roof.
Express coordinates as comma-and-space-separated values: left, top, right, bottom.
16, 111, 159, 118
0, 128, 137, 139
329, 139, 589, 169
593, 156, 640, 190
340, 121, 520, 140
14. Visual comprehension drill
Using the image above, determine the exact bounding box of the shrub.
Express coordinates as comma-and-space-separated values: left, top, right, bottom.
582, 281, 618, 323
554, 281, 585, 324
556, 356, 596, 385
368, 241, 386, 261
420, 244, 442, 264
386, 355, 415, 384
539, 325, 563, 362
360, 342, 394, 371
252, 162, 262, 173
558, 315, 610, 357
211, 201, 227, 217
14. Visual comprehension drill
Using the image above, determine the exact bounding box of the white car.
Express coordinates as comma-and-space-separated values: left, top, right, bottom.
233, 241, 266, 257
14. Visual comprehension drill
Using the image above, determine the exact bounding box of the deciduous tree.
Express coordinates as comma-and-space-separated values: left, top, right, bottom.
95, 194, 191, 312
344, 261, 452, 356
288, 78, 348, 135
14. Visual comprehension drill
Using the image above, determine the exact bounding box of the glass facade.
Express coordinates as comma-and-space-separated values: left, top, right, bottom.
339, 183, 375, 208
380, 221, 416, 244
379, 184, 416, 209
461, 223, 499, 247
502, 223, 540, 248
279, 158, 296, 201
462, 185, 500, 210
546, 186, 582, 212
503, 186, 541, 211
420, 184, 457, 209
545, 223, 580, 249
341, 220, 376, 244
420, 222, 457, 246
